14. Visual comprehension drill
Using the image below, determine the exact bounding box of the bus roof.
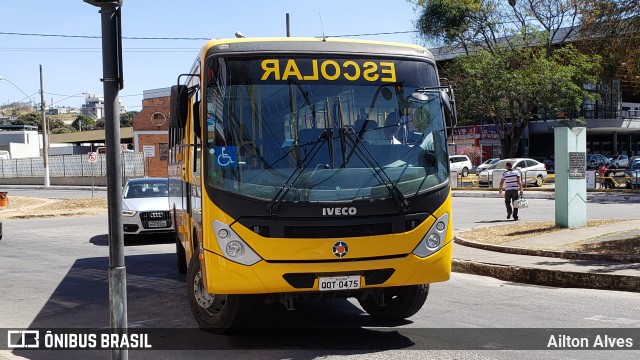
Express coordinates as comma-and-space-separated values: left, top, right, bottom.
197, 37, 434, 61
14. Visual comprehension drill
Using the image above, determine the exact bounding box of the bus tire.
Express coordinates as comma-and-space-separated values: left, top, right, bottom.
186, 256, 255, 333
175, 234, 187, 274
358, 284, 429, 320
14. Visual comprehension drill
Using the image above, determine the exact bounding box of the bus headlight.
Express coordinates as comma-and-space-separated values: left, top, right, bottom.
412, 213, 449, 258
225, 240, 244, 257
212, 220, 261, 266
425, 233, 441, 249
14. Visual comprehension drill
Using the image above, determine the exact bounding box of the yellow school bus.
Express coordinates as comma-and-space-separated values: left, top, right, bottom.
168, 37, 457, 333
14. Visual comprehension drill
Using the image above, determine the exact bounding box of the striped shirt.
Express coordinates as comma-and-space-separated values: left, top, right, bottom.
502, 169, 521, 190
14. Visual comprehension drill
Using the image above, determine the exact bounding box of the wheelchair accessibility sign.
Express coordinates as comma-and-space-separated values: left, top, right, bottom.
215, 146, 237, 168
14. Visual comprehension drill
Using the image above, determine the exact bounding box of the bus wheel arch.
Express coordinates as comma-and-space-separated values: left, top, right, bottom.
358, 284, 429, 320
186, 256, 255, 333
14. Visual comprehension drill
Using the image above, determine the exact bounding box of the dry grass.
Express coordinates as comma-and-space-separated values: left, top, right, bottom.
457, 219, 631, 246
457, 219, 640, 256
0, 196, 107, 220
572, 238, 640, 256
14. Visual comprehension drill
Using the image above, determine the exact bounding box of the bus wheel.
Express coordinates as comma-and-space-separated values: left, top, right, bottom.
175, 234, 187, 274
186, 256, 254, 333
358, 284, 429, 321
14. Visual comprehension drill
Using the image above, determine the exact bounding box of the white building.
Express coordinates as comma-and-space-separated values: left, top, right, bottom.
81, 94, 127, 119
0, 125, 41, 158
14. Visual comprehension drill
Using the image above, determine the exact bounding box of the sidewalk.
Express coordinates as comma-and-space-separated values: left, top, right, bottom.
452, 211, 640, 292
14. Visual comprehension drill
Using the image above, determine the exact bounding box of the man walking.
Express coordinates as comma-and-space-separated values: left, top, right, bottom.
499, 162, 524, 220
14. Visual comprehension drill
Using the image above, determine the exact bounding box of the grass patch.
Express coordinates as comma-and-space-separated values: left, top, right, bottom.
457, 219, 632, 246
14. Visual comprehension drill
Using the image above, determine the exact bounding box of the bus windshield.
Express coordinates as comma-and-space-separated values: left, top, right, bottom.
204, 56, 449, 204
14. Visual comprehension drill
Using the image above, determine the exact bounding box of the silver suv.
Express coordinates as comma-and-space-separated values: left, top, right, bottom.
611, 155, 629, 169
449, 155, 473, 177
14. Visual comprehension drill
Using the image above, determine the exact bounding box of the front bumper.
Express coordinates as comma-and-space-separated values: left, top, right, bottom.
202, 240, 452, 294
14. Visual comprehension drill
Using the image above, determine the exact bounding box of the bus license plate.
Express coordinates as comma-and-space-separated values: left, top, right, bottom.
148, 220, 167, 228
318, 275, 360, 291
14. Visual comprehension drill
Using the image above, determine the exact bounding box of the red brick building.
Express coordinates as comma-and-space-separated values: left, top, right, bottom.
132, 88, 170, 177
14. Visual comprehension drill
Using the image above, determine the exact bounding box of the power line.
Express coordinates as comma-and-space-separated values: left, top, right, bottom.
327, 30, 419, 38
0, 31, 210, 41
0, 30, 419, 41
0, 47, 199, 53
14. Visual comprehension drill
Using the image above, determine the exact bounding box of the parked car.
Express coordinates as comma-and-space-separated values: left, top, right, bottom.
534, 157, 555, 172
449, 155, 473, 177
611, 154, 629, 168
478, 158, 548, 187
586, 154, 610, 169
122, 177, 174, 239
475, 158, 500, 174
625, 159, 640, 189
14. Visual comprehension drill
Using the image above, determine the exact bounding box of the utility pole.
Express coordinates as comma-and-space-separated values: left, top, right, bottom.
286, 13, 291, 37
84, 1, 127, 359
40, 65, 50, 187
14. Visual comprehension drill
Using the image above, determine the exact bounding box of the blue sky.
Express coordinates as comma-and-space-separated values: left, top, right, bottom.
0, 0, 423, 111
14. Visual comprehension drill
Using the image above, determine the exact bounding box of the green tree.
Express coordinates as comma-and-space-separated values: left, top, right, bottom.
449, 45, 600, 157
120, 111, 139, 127
51, 126, 75, 134
411, 0, 582, 54
580, 1, 640, 87
412, 0, 597, 156
13, 112, 41, 129
72, 114, 96, 131
48, 117, 68, 132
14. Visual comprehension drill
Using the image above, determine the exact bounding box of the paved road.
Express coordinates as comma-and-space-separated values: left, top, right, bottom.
1, 206, 639, 359
451, 196, 638, 231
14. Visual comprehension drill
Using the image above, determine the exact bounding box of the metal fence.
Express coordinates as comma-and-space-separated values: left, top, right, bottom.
0, 152, 145, 178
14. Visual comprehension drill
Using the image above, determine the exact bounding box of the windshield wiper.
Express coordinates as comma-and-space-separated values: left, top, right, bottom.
266, 129, 331, 214
341, 127, 409, 212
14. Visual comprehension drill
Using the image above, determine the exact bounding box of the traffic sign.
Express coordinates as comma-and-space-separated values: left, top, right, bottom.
143, 145, 155, 157
120, 144, 128, 152
88, 152, 97, 163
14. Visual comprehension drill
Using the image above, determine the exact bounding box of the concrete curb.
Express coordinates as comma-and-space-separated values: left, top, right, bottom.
452, 259, 640, 293
454, 237, 640, 263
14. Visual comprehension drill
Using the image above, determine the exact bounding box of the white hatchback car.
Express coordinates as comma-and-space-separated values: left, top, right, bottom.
449, 155, 473, 177
122, 177, 174, 238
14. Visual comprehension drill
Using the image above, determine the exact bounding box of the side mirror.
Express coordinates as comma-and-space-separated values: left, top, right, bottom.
193, 100, 201, 140
170, 85, 188, 128
441, 90, 457, 128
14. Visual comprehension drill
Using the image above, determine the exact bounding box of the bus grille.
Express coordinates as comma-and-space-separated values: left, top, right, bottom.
284, 223, 392, 238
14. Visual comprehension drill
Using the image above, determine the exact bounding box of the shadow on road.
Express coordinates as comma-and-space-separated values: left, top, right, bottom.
12, 251, 419, 359
89, 233, 175, 247
475, 219, 515, 224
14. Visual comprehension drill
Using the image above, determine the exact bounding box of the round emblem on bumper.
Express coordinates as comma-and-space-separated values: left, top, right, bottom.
332, 241, 348, 258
